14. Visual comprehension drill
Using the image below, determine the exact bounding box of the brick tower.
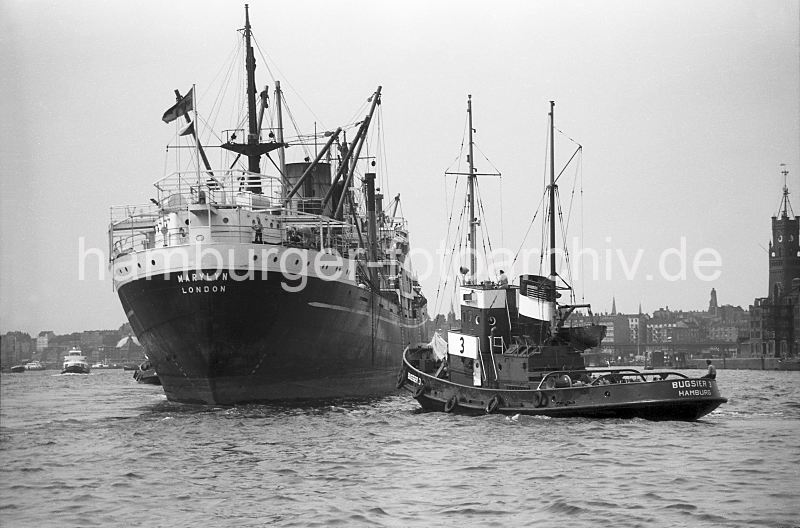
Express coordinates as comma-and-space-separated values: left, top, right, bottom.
768, 166, 800, 301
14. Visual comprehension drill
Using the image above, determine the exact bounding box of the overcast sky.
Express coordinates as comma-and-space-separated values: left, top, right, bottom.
1, 0, 798, 335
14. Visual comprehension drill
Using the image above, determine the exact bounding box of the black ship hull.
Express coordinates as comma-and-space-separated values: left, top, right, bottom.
118, 270, 427, 404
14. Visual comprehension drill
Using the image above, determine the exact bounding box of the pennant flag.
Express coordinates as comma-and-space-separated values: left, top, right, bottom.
162, 87, 194, 123
179, 121, 195, 137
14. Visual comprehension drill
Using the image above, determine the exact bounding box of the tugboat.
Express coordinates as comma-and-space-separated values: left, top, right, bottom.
108, 6, 428, 404
398, 99, 726, 421
61, 348, 91, 374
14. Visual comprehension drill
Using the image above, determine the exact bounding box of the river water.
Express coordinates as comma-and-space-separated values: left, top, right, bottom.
1, 368, 798, 527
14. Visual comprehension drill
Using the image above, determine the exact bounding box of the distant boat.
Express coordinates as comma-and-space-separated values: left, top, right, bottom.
10, 365, 26, 373
61, 348, 91, 374
24, 360, 45, 371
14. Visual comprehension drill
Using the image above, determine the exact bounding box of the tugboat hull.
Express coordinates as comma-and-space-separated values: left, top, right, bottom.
400, 349, 726, 422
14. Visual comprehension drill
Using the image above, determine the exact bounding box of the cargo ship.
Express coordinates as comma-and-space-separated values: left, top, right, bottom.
109, 6, 428, 404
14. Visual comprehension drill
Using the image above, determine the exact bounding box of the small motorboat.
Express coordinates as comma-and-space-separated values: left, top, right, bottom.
61, 348, 91, 374
133, 360, 161, 385
10, 365, 26, 373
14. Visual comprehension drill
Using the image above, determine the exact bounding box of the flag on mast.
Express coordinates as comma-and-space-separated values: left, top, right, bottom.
179, 121, 195, 137
162, 88, 194, 123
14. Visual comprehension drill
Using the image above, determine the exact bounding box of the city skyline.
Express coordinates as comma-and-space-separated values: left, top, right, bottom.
2, 0, 799, 334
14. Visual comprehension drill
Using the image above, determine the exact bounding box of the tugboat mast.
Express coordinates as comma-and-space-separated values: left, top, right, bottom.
548, 101, 558, 329
467, 95, 477, 283
244, 4, 261, 192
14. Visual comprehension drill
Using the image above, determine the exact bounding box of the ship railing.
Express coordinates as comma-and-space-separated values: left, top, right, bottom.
109, 209, 362, 258
535, 368, 691, 390
153, 170, 283, 211
108, 204, 160, 258
381, 216, 408, 230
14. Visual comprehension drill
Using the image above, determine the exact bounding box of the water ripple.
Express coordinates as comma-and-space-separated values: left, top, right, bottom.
1, 369, 799, 527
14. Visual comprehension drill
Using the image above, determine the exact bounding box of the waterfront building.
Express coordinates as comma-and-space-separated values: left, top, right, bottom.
36, 331, 55, 353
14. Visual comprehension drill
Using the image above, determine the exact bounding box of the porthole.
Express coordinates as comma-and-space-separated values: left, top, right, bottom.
185, 219, 189, 225
254, 255, 258, 261
273, 256, 278, 263
196, 235, 204, 242
778, 235, 783, 242
475, 315, 481, 324
223, 217, 229, 224
137, 263, 141, 268
295, 259, 300, 265
488, 316, 497, 325
151, 260, 156, 266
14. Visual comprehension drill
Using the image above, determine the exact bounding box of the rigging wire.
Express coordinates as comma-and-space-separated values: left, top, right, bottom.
474, 178, 495, 274
555, 187, 575, 303
539, 118, 550, 276
433, 195, 468, 316
376, 105, 391, 197
251, 34, 328, 131
511, 188, 547, 267
280, 90, 312, 160
434, 113, 470, 315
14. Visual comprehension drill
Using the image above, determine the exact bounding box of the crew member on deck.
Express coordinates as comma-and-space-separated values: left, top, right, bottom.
252, 218, 263, 243
498, 269, 508, 287
700, 359, 717, 380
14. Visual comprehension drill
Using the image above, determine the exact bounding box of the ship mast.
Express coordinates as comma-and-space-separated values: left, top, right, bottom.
467, 95, 477, 283
548, 101, 558, 328
275, 80, 286, 197
244, 4, 261, 193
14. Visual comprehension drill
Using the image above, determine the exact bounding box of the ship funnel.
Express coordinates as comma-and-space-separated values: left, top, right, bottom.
518, 275, 555, 322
